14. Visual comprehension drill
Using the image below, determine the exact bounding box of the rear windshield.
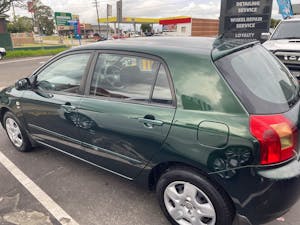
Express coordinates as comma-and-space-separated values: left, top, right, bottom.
271, 21, 300, 40
215, 45, 299, 114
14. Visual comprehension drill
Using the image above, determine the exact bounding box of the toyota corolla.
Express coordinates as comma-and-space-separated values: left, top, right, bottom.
1, 37, 300, 225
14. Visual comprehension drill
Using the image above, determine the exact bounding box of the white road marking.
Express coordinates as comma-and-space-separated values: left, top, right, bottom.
0, 56, 51, 65
0, 151, 80, 225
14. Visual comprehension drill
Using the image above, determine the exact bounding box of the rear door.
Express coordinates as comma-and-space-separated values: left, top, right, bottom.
78, 52, 176, 178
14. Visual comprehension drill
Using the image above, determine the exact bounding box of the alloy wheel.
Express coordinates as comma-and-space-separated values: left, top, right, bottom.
5, 118, 23, 148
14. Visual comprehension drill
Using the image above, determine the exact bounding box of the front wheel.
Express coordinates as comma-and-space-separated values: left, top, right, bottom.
0, 54, 3, 60
3, 111, 32, 152
156, 168, 234, 225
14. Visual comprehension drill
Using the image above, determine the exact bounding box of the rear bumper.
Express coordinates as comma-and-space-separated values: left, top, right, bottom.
212, 157, 300, 225
250, 165, 300, 224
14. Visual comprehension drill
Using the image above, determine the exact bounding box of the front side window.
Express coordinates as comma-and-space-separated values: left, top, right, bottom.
36, 53, 91, 93
90, 53, 161, 102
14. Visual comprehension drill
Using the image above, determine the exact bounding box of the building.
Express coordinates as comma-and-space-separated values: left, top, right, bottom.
293, 4, 300, 15
160, 17, 219, 37
98, 16, 219, 37
0, 14, 13, 49
91, 25, 114, 35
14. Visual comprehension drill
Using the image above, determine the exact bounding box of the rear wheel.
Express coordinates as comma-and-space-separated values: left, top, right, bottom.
3, 112, 32, 152
156, 168, 234, 225
0, 54, 3, 60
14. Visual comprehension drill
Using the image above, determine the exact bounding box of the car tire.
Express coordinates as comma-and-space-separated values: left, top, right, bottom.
3, 111, 32, 152
0, 54, 3, 60
156, 167, 234, 225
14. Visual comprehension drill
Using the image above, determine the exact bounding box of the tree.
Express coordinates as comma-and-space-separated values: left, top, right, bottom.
7, 16, 33, 33
0, 0, 26, 14
32, 1, 55, 35
141, 24, 152, 33
270, 18, 281, 28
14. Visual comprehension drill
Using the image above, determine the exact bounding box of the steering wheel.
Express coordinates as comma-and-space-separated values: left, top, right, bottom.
103, 65, 123, 88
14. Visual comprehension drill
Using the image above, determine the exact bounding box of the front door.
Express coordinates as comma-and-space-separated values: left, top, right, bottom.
78, 52, 176, 178
21, 52, 93, 154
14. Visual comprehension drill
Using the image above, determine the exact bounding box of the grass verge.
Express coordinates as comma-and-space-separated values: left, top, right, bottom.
6, 47, 69, 59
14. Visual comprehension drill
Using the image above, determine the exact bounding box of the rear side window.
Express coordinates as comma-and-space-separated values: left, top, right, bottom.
151, 65, 173, 105
90, 53, 173, 105
90, 54, 159, 101
215, 45, 299, 114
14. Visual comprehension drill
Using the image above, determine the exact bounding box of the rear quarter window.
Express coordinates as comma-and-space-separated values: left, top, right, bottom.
168, 54, 245, 114
215, 45, 299, 114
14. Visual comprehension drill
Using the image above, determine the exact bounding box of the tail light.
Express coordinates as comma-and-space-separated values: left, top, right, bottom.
250, 114, 297, 165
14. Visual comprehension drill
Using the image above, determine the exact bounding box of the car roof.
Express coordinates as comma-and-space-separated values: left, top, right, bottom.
66, 36, 259, 61
69, 37, 215, 56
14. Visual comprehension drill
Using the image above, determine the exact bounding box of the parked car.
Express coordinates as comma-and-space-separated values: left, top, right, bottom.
1, 37, 300, 225
144, 31, 154, 36
0, 47, 6, 60
112, 34, 126, 39
263, 15, 300, 79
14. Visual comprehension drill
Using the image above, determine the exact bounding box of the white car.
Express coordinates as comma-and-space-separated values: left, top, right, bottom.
263, 16, 300, 79
0, 47, 6, 60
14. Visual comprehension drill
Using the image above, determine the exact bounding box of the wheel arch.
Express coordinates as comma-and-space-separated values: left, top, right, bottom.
0, 107, 36, 148
148, 161, 236, 213
0, 107, 10, 127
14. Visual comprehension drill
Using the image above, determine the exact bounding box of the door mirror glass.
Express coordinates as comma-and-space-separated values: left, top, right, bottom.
15, 78, 30, 90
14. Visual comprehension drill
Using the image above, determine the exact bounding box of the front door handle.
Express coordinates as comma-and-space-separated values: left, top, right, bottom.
138, 116, 164, 128
61, 103, 77, 113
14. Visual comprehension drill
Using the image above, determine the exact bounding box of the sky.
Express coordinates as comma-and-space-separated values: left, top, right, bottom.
10, 0, 300, 25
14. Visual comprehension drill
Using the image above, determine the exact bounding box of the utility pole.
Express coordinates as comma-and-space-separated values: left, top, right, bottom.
107, 4, 112, 39
92, 0, 101, 34
11, 2, 16, 21
117, 0, 122, 38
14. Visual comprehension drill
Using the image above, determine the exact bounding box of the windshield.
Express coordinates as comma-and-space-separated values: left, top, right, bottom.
271, 21, 300, 40
215, 45, 299, 114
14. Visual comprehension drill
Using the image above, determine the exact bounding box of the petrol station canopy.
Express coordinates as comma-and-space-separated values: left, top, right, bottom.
98, 16, 191, 24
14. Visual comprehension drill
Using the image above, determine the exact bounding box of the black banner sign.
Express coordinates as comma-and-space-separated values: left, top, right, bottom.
219, 0, 273, 40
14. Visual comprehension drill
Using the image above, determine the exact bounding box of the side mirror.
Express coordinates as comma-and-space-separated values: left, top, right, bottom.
15, 78, 31, 90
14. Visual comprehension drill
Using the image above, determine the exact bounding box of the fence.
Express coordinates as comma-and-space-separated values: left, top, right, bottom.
0, 33, 13, 50
10, 33, 35, 47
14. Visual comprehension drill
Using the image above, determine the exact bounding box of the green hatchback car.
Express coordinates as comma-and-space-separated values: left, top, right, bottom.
1, 37, 300, 225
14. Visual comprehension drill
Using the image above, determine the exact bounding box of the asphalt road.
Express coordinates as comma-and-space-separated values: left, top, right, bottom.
0, 57, 299, 225
0, 57, 52, 88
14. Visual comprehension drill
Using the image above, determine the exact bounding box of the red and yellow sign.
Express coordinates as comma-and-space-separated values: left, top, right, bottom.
98, 16, 191, 24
